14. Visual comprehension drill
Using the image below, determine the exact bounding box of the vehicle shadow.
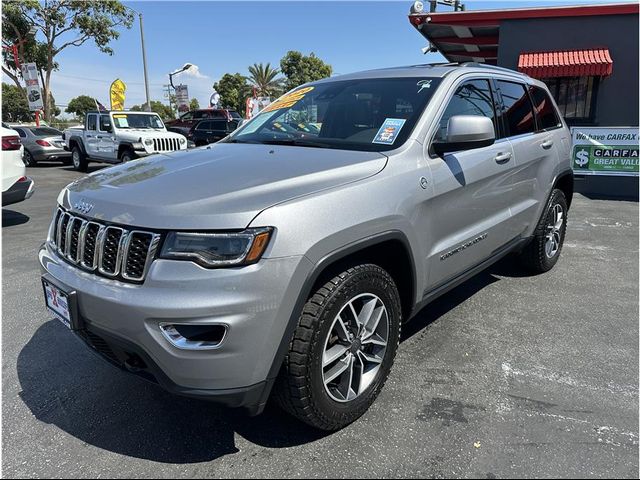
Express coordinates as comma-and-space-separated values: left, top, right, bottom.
16, 321, 328, 464
2, 209, 30, 227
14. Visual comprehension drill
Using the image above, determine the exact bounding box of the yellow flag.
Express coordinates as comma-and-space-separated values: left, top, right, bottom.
110, 79, 126, 111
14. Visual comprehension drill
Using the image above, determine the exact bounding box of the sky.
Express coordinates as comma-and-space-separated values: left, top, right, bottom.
3, 0, 635, 115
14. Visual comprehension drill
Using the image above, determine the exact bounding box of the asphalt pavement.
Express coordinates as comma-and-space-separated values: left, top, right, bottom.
2, 162, 638, 478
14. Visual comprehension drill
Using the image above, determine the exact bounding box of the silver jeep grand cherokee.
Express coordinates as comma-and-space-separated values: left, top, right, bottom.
40, 63, 573, 430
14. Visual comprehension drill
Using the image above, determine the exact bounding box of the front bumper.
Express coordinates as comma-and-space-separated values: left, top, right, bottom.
2, 176, 34, 206
39, 241, 312, 412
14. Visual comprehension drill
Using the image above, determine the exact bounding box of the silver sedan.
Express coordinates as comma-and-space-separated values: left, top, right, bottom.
11, 125, 71, 167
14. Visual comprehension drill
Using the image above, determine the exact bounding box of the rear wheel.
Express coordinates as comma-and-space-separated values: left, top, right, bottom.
519, 189, 568, 273
71, 146, 88, 172
23, 150, 37, 167
274, 264, 402, 430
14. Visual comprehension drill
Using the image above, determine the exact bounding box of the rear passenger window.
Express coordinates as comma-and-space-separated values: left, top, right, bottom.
496, 81, 536, 137
196, 121, 212, 130
529, 86, 562, 131
435, 79, 496, 142
211, 121, 227, 130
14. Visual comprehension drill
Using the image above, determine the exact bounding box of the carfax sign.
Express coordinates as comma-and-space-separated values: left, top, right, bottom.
571, 126, 639, 176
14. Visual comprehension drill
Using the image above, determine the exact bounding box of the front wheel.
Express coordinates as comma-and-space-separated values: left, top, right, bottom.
518, 189, 568, 273
274, 264, 402, 430
119, 149, 137, 162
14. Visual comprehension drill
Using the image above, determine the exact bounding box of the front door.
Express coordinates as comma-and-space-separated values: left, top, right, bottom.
84, 114, 101, 158
423, 78, 520, 291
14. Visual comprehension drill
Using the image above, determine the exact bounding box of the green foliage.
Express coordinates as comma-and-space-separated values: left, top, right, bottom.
130, 101, 175, 120
1, 83, 31, 122
66, 95, 97, 119
214, 73, 251, 115
247, 62, 284, 97
279, 51, 332, 91
189, 98, 200, 110
2, 0, 134, 121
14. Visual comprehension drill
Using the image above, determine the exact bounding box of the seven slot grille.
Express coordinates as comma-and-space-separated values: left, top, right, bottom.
152, 138, 180, 152
51, 208, 160, 282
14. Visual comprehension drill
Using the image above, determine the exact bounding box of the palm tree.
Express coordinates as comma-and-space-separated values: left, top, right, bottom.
247, 62, 284, 98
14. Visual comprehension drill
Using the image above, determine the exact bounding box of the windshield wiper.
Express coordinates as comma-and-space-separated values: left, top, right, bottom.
259, 138, 332, 149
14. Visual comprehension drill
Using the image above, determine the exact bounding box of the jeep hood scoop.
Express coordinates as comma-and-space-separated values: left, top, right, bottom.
60, 143, 387, 230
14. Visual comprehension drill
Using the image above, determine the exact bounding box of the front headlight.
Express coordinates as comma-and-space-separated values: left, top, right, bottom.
160, 227, 273, 268
179, 137, 186, 145
144, 138, 154, 146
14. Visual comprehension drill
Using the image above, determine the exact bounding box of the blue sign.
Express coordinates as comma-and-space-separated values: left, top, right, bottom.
373, 118, 406, 145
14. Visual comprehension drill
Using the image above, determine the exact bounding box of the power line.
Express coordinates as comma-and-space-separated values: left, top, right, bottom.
53, 72, 165, 86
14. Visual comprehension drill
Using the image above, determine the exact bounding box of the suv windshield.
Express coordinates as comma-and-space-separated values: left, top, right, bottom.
226, 77, 441, 151
112, 113, 164, 129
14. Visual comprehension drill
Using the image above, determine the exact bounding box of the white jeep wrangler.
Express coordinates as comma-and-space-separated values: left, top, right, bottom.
63, 110, 188, 171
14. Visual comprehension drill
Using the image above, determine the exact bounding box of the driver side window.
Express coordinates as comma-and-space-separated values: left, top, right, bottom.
435, 79, 496, 142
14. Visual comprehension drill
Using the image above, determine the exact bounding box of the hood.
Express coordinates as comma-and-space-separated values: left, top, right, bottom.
60, 143, 387, 230
117, 130, 185, 141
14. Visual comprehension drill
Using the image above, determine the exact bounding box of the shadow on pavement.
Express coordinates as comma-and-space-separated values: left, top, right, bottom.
17, 321, 328, 464
2, 209, 30, 227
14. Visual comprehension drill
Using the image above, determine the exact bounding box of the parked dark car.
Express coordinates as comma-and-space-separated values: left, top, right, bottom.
187, 119, 239, 146
11, 125, 71, 167
165, 108, 242, 135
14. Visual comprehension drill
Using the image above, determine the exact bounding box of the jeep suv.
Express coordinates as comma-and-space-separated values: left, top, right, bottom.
39, 63, 573, 430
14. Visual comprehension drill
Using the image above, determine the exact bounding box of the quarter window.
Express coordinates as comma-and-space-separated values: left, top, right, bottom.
496, 81, 536, 137
435, 79, 496, 142
528, 86, 562, 131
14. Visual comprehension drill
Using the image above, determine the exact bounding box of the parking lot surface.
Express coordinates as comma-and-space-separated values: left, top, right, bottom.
2, 163, 638, 478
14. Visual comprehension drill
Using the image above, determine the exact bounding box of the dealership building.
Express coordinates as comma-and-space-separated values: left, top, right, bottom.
409, 2, 639, 198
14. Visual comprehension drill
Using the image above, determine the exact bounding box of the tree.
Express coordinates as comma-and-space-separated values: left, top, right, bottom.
2, 83, 31, 122
189, 98, 200, 110
131, 101, 175, 120
3, 1, 134, 122
247, 62, 284, 98
280, 51, 332, 91
214, 73, 251, 115
66, 95, 96, 119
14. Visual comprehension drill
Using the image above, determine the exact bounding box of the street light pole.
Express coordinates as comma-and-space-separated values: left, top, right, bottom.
137, 12, 151, 111
125, 6, 151, 111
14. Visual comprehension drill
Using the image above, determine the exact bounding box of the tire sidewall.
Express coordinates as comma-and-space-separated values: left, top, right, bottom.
72, 147, 82, 170
120, 150, 135, 162
538, 190, 568, 270
308, 267, 401, 424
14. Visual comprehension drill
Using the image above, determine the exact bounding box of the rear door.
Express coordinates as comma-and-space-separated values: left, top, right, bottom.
424, 77, 519, 290
495, 80, 564, 235
210, 120, 229, 142
84, 114, 101, 158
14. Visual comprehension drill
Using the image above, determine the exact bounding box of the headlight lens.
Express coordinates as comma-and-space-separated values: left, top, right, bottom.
144, 138, 153, 146
179, 137, 186, 145
160, 227, 273, 268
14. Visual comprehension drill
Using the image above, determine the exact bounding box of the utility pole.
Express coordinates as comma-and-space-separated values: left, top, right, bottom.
124, 6, 151, 112
163, 84, 173, 112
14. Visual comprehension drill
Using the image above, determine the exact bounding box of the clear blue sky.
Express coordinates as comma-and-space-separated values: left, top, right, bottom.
9, 0, 633, 112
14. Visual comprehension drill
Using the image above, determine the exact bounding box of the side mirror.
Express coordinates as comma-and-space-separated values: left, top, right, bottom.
433, 115, 495, 156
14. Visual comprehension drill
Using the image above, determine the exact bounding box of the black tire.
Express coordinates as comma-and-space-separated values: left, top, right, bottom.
274, 264, 402, 430
519, 189, 568, 273
71, 145, 88, 172
23, 150, 37, 167
120, 149, 136, 162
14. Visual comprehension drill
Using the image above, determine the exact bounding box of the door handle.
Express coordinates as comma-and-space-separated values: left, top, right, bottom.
541, 139, 554, 149
494, 151, 512, 164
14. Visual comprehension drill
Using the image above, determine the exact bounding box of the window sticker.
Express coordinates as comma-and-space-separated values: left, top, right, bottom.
262, 86, 315, 113
417, 79, 433, 93
372, 118, 407, 145
113, 115, 129, 128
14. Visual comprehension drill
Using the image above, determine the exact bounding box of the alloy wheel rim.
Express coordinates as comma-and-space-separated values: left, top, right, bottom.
322, 293, 389, 403
545, 203, 564, 258
72, 150, 80, 167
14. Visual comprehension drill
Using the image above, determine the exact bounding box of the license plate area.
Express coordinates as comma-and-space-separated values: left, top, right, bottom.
42, 276, 82, 330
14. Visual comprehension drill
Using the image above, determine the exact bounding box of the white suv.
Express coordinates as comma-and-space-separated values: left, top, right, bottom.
2, 124, 34, 206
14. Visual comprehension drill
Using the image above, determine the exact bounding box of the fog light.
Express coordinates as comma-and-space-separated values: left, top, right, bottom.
159, 323, 227, 350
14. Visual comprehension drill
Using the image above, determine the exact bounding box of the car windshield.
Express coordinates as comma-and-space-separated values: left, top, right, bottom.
226, 77, 441, 152
30, 127, 61, 136
111, 113, 164, 129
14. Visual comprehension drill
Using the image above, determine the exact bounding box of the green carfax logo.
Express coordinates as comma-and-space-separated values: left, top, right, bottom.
572, 145, 639, 172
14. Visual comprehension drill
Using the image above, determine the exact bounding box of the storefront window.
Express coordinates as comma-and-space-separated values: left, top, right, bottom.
543, 76, 598, 125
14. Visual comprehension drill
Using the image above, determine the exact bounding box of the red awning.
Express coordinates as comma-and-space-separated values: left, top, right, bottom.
518, 48, 613, 78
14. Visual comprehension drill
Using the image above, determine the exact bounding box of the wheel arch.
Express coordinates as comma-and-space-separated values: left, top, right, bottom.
553, 169, 574, 208
68, 136, 86, 154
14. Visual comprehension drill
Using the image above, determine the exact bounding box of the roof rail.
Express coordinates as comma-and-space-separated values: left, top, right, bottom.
459, 62, 528, 76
